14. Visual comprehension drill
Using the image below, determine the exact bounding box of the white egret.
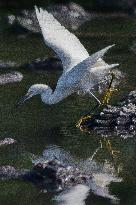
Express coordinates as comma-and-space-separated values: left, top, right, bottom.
18, 6, 119, 106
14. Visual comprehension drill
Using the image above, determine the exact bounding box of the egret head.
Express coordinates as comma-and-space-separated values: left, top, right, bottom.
17, 84, 51, 106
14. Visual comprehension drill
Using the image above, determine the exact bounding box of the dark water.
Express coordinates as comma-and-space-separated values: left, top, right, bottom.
0, 14, 136, 205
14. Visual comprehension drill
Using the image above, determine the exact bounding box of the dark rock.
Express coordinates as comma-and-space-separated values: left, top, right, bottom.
0, 158, 92, 192
31, 158, 92, 189
0, 158, 90, 191
24, 56, 63, 72
79, 90, 136, 138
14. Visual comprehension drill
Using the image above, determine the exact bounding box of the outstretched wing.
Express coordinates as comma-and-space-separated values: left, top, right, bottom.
35, 6, 89, 73
56, 44, 118, 91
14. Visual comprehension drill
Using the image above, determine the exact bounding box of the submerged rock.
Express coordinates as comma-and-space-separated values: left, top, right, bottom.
0, 138, 16, 146
79, 91, 136, 138
6, 2, 91, 35
0, 166, 19, 179
6, 11, 39, 34
0, 60, 19, 69
96, 0, 136, 14
24, 56, 63, 71
0, 71, 23, 84
47, 2, 92, 31
23, 59, 123, 74
0, 56, 62, 72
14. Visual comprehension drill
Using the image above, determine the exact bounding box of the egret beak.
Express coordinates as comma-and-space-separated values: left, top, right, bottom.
17, 92, 32, 106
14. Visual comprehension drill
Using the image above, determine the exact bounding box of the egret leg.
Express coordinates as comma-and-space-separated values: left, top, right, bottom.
76, 91, 102, 129
76, 114, 92, 130
88, 91, 101, 105
92, 138, 121, 172
101, 88, 118, 105
104, 138, 120, 157
88, 139, 120, 171
76, 91, 101, 129
101, 72, 118, 105
76, 73, 118, 130
89, 140, 103, 161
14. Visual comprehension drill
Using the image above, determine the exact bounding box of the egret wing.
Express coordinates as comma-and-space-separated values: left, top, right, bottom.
57, 45, 118, 90
93, 58, 108, 67
35, 6, 89, 73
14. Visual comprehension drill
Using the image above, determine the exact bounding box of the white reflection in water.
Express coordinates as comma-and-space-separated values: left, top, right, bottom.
90, 173, 121, 202
33, 145, 122, 204
54, 174, 121, 205
54, 184, 90, 205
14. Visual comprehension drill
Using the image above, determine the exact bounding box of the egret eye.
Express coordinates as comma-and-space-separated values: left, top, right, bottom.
27, 91, 34, 95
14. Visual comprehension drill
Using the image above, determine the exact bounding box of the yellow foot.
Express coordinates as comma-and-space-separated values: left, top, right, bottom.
76, 114, 92, 130
111, 149, 120, 157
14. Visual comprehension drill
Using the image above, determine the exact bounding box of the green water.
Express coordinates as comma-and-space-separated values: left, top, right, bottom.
0, 14, 136, 205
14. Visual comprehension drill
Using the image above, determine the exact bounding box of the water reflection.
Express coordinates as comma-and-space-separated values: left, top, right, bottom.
33, 145, 122, 203
54, 184, 90, 205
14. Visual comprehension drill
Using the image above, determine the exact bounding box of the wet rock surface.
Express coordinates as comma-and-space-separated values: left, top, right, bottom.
80, 91, 136, 138
0, 71, 23, 84
5, 2, 91, 35
0, 138, 16, 146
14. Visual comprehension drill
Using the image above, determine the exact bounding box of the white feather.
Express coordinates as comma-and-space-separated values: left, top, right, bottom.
20, 7, 119, 106
35, 6, 90, 72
